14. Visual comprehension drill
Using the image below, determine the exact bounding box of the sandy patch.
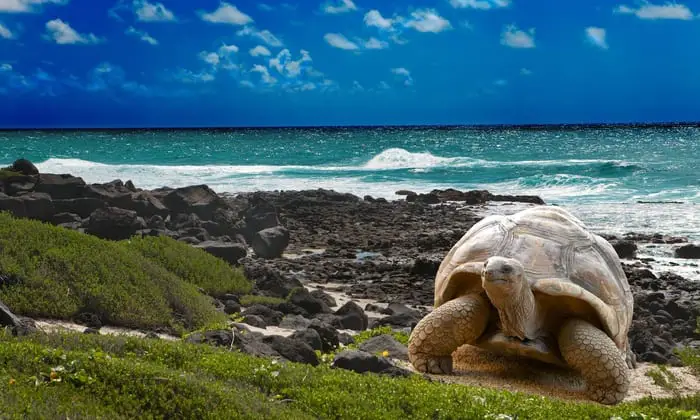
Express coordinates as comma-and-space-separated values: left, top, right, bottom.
33, 319, 180, 341
396, 345, 700, 404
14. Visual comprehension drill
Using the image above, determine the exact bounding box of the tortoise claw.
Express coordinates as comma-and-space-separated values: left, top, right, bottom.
412, 355, 453, 374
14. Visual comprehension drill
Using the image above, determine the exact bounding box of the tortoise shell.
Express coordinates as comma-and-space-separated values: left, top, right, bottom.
434, 206, 634, 351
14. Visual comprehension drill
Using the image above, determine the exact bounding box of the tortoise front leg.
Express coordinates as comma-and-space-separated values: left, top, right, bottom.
408, 293, 489, 374
558, 318, 630, 405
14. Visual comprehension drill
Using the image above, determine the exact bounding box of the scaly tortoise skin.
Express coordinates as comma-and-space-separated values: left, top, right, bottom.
408, 205, 635, 405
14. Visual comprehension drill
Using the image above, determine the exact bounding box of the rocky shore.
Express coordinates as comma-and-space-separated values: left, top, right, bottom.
1, 158, 699, 370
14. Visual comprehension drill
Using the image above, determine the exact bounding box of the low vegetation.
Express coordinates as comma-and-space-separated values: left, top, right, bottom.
0, 213, 251, 333
0, 331, 697, 420
239, 295, 286, 307
0, 169, 22, 181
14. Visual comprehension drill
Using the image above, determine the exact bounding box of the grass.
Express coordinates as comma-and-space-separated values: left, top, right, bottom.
646, 365, 681, 396
0, 330, 697, 420
0, 212, 251, 333
125, 235, 251, 297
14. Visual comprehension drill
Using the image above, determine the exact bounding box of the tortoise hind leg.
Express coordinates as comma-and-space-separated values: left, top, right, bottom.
408, 294, 489, 374
557, 319, 630, 405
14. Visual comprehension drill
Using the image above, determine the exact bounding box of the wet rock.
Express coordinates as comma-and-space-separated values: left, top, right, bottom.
194, 241, 247, 265
611, 239, 637, 259
675, 244, 700, 259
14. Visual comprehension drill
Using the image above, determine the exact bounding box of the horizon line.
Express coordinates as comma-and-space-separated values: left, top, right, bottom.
2, 121, 700, 131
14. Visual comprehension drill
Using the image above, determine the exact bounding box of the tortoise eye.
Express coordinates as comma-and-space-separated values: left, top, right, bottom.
501, 265, 513, 274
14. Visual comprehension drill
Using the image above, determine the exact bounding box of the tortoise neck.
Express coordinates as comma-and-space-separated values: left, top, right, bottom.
489, 281, 540, 341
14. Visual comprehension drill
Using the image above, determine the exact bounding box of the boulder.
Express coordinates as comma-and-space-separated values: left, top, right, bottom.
161, 185, 224, 220
675, 244, 700, 259
2, 174, 36, 196
358, 334, 409, 361
331, 350, 394, 374
241, 304, 284, 326
53, 198, 106, 218
261, 335, 319, 366
86, 207, 146, 240
308, 319, 340, 353
8, 158, 39, 176
245, 264, 302, 299
34, 173, 86, 199
242, 314, 267, 329
279, 314, 312, 330
193, 241, 247, 265
288, 288, 330, 315
252, 226, 290, 259
290, 328, 324, 351
611, 239, 637, 259
334, 301, 368, 331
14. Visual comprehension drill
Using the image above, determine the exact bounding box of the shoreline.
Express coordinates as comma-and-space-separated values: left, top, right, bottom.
1, 160, 699, 401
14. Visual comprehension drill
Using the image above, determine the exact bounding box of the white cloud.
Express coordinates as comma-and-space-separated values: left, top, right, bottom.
250, 45, 271, 56
614, 2, 693, 20
403, 9, 452, 33
258, 3, 273, 11
0, 0, 67, 13
198, 44, 239, 71
378, 80, 390, 90
364, 37, 388, 49
391, 67, 413, 86
200, 2, 253, 25
364, 10, 393, 30
269, 48, 312, 78
133, 0, 175, 22
494, 79, 507, 86
0, 63, 11, 71
324, 33, 359, 50
173, 68, 215, 84
125, 26, 158, 45
351, 80, 364, 91
45, 19, 102, 45
0, 22, 13, 39
240, 80, 255, 88
237, 26, 283, 47
585, 26, 608, 49
251, 64, 276, 84
449, 0, 510, 9
501, 24, 535, 48
299, 82, 316, 91
322, 0, 356, 14
200, 51, 220, 66
520, 67, 532, 75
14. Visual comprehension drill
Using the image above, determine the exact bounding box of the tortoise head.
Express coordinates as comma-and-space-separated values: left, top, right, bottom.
481, 256, 526, 298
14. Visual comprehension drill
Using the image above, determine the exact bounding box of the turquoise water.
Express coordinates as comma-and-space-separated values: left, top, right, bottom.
1, 126, 698, 244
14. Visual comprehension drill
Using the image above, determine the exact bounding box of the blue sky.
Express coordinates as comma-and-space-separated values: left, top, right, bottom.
1, 0, 700, 127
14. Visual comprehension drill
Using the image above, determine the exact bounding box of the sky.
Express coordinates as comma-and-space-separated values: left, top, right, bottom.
1, 0, 700, 128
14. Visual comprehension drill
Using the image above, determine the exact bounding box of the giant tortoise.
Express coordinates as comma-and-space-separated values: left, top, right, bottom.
408, 205, 636, 404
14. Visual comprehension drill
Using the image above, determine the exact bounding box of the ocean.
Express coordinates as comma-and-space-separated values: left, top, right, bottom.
1, 125, 698, 279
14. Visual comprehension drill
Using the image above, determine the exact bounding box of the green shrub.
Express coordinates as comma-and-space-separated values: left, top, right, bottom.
0, 169, 22, 180
125, 235, 251, 297
0, 213, 233, 332
0, 331, 697, 420
240, 295, 286, 307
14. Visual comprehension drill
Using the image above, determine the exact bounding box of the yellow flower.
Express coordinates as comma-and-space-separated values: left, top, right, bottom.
8, 378, 15, 385
381, 350, 390, 357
